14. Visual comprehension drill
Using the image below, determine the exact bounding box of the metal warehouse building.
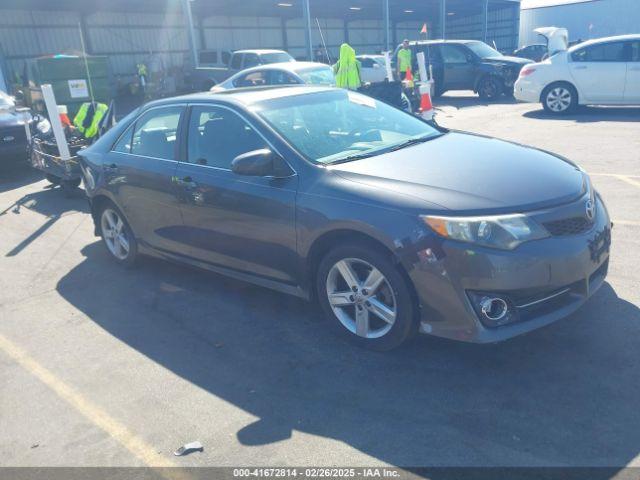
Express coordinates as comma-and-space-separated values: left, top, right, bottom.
520, 0, 640, 46
0, 0, 521, 89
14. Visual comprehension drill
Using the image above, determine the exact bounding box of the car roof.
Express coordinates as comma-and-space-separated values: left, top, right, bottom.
147, 85, 335, 109
405, 39, 480, 46
568, 33, 640, 51
236, 61, 329, 75
233, 49, 290, 55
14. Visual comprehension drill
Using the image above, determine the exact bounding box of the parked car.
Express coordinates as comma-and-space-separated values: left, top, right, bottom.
211, 62, 335, 91
515, 34, 640, 114
393, 40, 533, 99
80, 86, 611, 350
513, 44, 548, 62
185, 49, 295, 91
356, 54, 388, 83
0, 91, 31, 165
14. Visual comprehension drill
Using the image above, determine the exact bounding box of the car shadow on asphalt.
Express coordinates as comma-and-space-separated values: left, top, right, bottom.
433, 94, 518, 111
0, 163, 42, 194
523, 106, 640, 123
55, 241, 640, 470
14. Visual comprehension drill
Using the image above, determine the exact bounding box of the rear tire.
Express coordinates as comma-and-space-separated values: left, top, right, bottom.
477, 76, 503, 101
316, 243, 417, 351
541, 82, 578, 114
98, 202, 138, 267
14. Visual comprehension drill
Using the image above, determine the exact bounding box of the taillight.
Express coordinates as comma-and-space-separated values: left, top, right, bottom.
519, 67, 536, 78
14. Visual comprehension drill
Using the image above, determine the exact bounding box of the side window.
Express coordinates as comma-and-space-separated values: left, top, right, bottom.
187, 106, 268, 169
230, 54, 242, 69
270, 70, 297, 85
439, 45, 469, 64
572, 42, 627, 62
234, 71, 269, 88
130, 106, 183, 160
199, 51, 218, 66
631, 41, 640, 62
244, 53, 260, 68
113, 125, 134, 153
222, 51, 232, 66
360, 58, 374, 68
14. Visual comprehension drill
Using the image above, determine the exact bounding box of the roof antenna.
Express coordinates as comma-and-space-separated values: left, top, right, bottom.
315, 18, 332, 64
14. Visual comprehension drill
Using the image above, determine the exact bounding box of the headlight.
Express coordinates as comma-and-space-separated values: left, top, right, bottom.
421, 213, 550, 250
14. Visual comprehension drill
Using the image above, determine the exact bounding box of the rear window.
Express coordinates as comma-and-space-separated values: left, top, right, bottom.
260, 52, 295, 64
297, 66, 335, 86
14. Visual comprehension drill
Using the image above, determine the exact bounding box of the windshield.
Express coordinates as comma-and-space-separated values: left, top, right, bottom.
260, 52, 295, 64
254, 90, 442, 164
466, 41, 502, 59
297, 67, 335, 86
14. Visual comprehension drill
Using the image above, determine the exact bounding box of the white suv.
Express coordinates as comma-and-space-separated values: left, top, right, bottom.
515, 34, 640, 114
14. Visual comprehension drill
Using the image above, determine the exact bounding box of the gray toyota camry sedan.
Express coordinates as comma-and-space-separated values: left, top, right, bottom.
79, 86, 611, 350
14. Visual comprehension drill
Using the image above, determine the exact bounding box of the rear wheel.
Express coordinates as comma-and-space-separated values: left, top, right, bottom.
316, 244, 417, 351
542, 82, 578, 114
99, 203, 138, 266
477, 76, 503, 100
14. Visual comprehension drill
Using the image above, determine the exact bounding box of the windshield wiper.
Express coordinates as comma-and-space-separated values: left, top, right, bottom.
325, 151, 380, 165
388, 134, 441, 152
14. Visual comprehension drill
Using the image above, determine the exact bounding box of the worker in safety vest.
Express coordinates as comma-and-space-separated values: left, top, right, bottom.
397, 39, 412, 80
73, 102, 108, 139
333, 43, 361, 90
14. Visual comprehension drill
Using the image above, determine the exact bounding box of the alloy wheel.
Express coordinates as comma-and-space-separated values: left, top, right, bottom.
546, 87, 572, 112
326, 258, 397, 339
101, 208, 130, 260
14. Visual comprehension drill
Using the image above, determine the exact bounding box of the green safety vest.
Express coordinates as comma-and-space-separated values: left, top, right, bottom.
73, 102, 108, 139
333, 43, 361, 90
398, 48, 412, 73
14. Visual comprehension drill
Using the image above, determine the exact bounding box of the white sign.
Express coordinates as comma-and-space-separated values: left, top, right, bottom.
68, 79, 89, 99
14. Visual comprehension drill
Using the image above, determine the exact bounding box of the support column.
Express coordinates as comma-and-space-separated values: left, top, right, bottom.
281, 16, 289, 51
482, 0, 489, 43
302, 0, 313, 60
344, 19, 349, 44
383, 0, 390, 51
440, 0, 446, 40
181, 0, 199, 68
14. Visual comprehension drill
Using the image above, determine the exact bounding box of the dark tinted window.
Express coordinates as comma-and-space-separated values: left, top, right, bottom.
113, 125, 133, 153
630, 41, 640, 61
438, 45, 470, 63
199, 51, 218, 65
222, 51, 232, 66
572, 41, 627, 62
270, 70, 298, 85
230, 54, 242, 69
234, 70, 269, 87
130, 106, 182, 160
360, 58, 375, 68
187, 106, 267, 169
243, 53, 260, 68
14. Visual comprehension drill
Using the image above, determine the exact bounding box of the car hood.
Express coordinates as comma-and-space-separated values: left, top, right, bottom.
330, 132, 585, 213
483, 56, 533, 66
0, 111, 20, 127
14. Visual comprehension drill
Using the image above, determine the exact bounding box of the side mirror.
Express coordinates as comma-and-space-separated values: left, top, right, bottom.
232, 149, 282, 177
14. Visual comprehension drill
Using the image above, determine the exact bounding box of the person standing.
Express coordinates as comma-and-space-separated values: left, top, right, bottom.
397, 39, 412, 80
333, 43, 361, 90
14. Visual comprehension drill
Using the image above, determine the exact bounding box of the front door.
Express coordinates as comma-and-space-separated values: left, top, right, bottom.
569, 41, 628, 103
624, 40, 640, 103
436, 44, 475, 90
174, 104, 299, 284
106, 105, 186, 253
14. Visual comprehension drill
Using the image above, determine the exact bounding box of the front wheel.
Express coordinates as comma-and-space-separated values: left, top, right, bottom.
99, 203, 138, 266
542, 83, 578, 114
316, 244, 417, 351
477, 76, 503, 100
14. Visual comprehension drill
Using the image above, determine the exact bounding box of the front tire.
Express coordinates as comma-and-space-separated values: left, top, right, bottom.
316, 244, 417, 351
98, 203, 138, 266
477, 76, 503, 101
542, 82, 578, 114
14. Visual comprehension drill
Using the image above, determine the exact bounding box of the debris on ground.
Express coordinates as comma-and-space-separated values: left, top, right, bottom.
173, 441, 204, 456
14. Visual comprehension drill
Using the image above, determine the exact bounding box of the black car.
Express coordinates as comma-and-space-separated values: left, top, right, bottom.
0, 91, 30, 165
394, 40, 533, 100
80, 86, 610, 350
513, 44, 548, 62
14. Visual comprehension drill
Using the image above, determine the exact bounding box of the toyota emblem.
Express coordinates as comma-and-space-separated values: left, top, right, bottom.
585, 199, 596, 221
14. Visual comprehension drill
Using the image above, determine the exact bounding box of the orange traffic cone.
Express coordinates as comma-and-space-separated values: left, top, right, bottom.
404, 67, 414, 88
419, 84, 434, 120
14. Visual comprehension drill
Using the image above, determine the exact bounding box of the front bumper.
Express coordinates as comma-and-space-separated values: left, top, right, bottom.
514, 78, 543, 103
409, 196, 611, 343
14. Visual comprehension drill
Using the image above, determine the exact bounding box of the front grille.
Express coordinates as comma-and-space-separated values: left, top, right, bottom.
543, 217, 593, 236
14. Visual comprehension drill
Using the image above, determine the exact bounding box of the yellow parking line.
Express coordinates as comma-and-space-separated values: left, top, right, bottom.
615, 175, 640, 189
589, 173, 640, 188
0, 332, 177, 468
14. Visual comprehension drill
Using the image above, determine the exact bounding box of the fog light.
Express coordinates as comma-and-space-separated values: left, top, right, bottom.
467, 291, 518, 327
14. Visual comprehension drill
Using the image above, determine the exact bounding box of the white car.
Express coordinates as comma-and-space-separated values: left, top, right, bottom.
210, 62, 335, 92
356, 55, 388, 83
515, 33, 640, 114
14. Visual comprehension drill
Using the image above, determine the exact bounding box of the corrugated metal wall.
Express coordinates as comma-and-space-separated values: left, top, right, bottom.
520, 0, 640, 46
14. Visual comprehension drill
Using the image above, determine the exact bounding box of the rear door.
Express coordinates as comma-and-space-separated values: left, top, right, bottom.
174, 104, 299, 283
435, 44, 475, 90
624, 40, 640, 103
106, 105, 186, 253
569, 41, 628, 102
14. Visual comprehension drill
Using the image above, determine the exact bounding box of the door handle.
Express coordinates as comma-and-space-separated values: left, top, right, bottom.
103, 163, 118, 172
173, 176, 198, 189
